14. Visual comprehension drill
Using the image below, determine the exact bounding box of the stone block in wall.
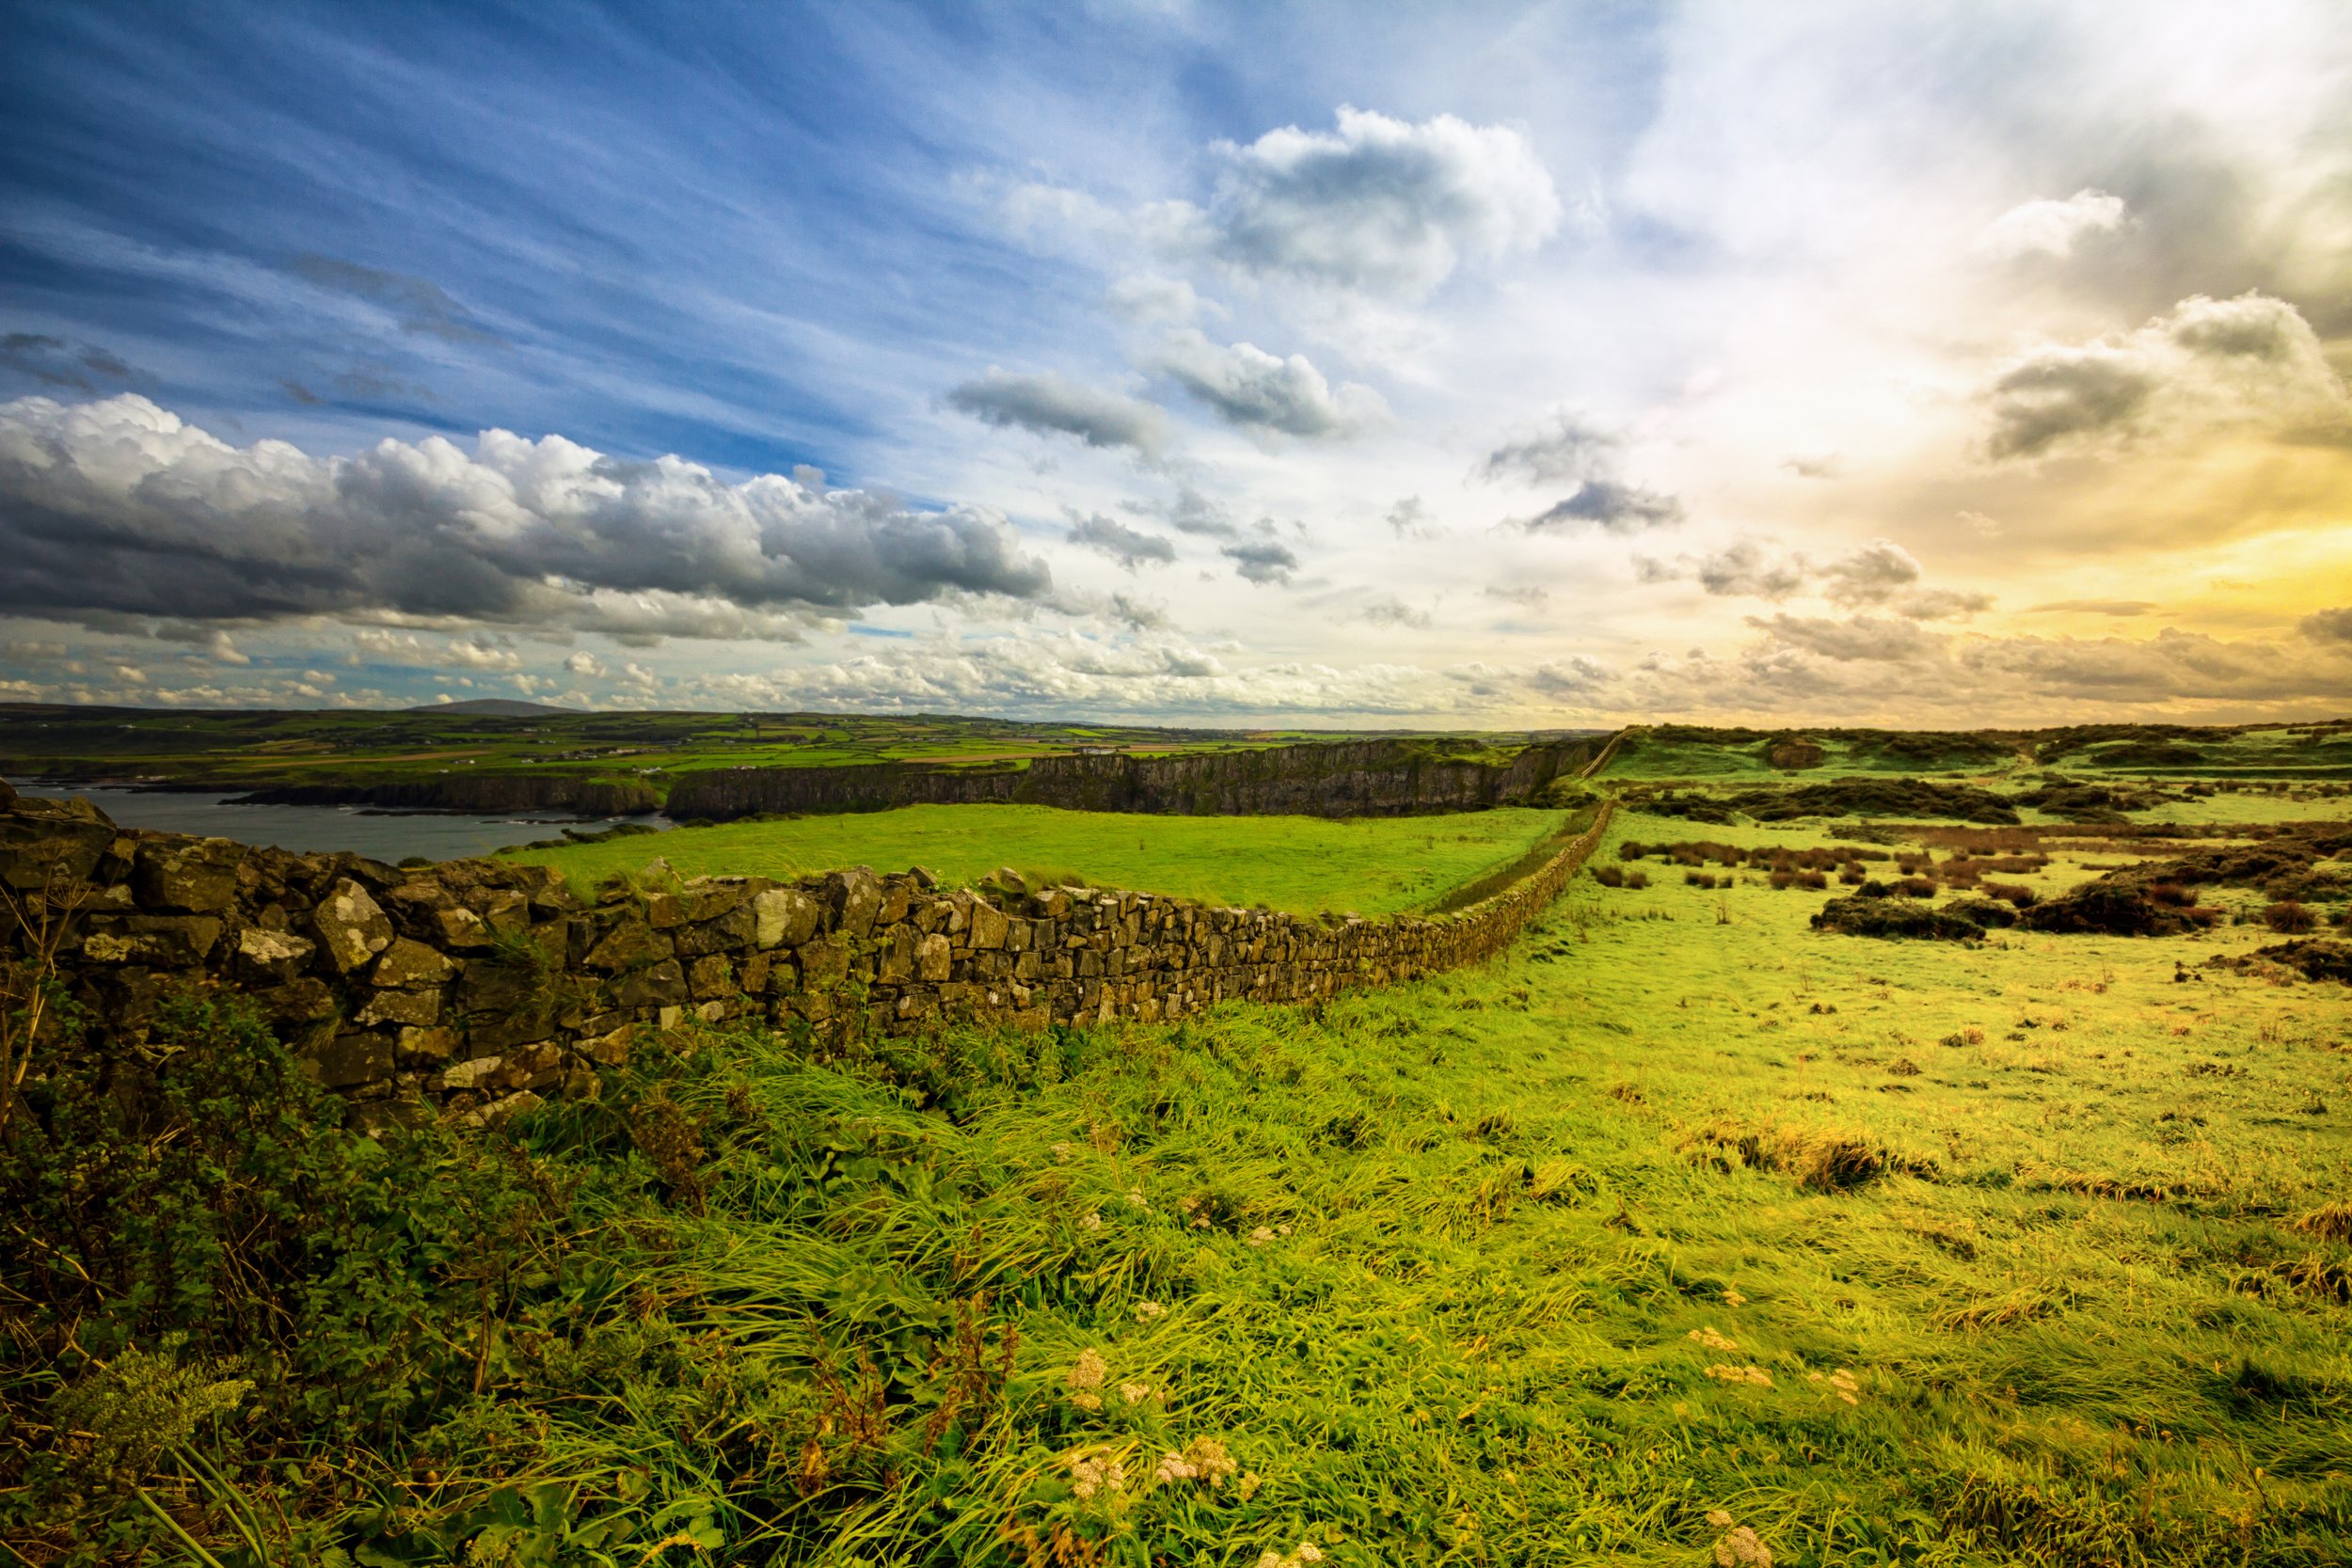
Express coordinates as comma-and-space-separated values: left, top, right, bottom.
437, 1054, 503, 1091
612, 958, 688, 1009
467, 1005, 555, 1053
132, 837, 246, 913
673, 903, 755, 957
877, 880, 913, 926
83, 914, 222, 968
825, 867, 882, 938
583, 916, 670, 971
0, 795, 119, 891
798, 937, 847, 986
687, 953, 735, 1000
373, 936, 457, 988
458, 959, 541, 1016
966, 898, 1007, 950
256, 976, 339, 1026
306, 1031, 395, 1089
433, 903, 494, 949
916, 931, 951, 982
312, 879, 395, 974
875, 926, 914, 984
357, 987, 442, 1028
232, 926, 316, 984
739, 950, 772, 994
396, 1024, 460, 1065
579, 1022, 636, 1066
753, 887, 819, 949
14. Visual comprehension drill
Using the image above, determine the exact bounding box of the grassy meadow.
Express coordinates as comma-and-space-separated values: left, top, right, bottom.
508, 803, 1574, 916
12, 784, 2352, 1566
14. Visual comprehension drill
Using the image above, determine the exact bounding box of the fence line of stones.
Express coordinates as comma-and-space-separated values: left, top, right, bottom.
0, 779, 1611, 1132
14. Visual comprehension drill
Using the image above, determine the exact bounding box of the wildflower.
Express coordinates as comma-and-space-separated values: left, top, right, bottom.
1703, 1363, 1772, 1387
1256, 1544, 1324, 1568
1277, 1223, 1293, 1236
1134, 1301, 1167, 1323
1127, 1186, 1150, 1209
1707, 1509, 1735, 1528
1810, 1367, 1861, 1404
1688, 1326, 1740, 1353
1714, 1524, 1772, 1566
1120, 1382, 1152, 1405
1234, 1470, 1263, 1500
1156, 1449, 1198, 1484
1053, 1141, 1075, 1163
1067, 1348, 1108, 1411
1247, 1226, 1275, 1246
1079, 1210, 1104, 1231
1068, 1446, 1127, 1502
1722, 1288, 1747, 1307
1184, 1436, 1238, 1486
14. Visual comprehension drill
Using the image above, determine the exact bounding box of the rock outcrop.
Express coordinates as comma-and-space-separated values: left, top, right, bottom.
665, 737, 1599, 821
0, 787, 1611, 1132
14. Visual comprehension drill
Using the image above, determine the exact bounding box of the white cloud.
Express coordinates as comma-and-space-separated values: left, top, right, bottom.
1983, 293, 2347, 459
1974, 189, 2127, 259
1191, 107, 1563, 299
946, 369, 1169, 455
0, 394, 1054, 635
1152, 329, 1386, 438
1066, 511, 1177, 569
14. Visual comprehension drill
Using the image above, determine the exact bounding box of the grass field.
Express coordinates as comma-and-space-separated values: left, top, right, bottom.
508, 803, 1574, 916
15, 775, 2352, 1566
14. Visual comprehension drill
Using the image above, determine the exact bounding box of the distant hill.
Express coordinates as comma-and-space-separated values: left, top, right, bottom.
406, 699, 580, 718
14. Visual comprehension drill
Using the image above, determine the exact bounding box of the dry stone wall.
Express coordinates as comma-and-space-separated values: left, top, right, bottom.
0, 778, 1610, 1132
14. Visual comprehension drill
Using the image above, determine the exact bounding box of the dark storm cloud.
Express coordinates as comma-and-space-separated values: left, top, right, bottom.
0, 394, 1052, 636
2302, 607, 2352, 644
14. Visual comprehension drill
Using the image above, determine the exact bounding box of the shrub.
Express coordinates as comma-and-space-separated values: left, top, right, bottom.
2018, 882, 2188, 937
1893, 876, 1939, 899
1591, 864, 1625, 888
1812, 895, 1986, 941
1983, 881, 2039, 908
1796, 870, 1829, 891
1624, 869, 1651, 890
1769, 868, 1796, 890
1838, 865, 1866, 885
2263, 900, 2317, 934
2147, 881, 2195, 908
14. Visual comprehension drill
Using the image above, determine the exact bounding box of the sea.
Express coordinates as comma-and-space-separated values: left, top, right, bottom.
14, 783, 675, 863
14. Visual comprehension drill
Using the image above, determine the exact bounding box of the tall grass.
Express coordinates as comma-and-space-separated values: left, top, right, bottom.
12, 803, 2350, 1564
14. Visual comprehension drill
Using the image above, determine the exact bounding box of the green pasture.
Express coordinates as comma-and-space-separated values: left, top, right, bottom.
13, 783, 2352, 1564
509, 803, 1573, 916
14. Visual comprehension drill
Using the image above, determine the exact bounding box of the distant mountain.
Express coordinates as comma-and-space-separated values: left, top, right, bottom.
406, 699, 580, 717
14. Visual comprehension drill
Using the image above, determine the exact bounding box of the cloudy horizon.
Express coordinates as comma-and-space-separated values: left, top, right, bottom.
3, 2, 2348, 727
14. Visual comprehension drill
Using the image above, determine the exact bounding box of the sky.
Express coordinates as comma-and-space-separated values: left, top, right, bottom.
1, 0, 2348, 728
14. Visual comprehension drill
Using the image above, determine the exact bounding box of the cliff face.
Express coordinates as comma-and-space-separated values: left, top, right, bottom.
666, 737, 1598, 821
229, 776, 662, 816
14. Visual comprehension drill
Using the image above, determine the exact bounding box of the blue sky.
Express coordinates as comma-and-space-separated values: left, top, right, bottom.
2, 1, 2348, 722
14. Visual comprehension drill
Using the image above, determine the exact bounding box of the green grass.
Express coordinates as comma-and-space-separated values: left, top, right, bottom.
507, 803, 1573, 916
18, 792, 2352, 1565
